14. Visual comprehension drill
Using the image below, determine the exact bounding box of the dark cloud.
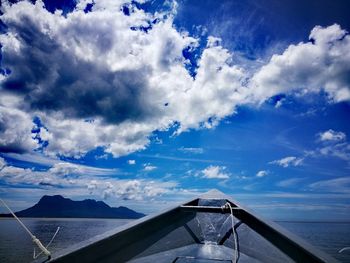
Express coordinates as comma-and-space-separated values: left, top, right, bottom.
1, 14, 159, 124
1, 15, 59, 93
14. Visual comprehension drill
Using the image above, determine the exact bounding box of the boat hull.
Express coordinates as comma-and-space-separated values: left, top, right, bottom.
38, 190, 338, 263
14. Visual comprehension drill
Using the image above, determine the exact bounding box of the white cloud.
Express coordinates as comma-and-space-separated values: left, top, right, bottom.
202, 165, 230, 179
207, 36, 222, 48
0, 159, 118, 188
87, 180, 98, 194
256, 170, 268, 177
3, 152, 59, 166
114, 180, 141, 200
308, 130, 350, 162
101, 179, 176, 201
274, 98, 286, 109
0, 161, 176, 201
95, 153, 109, 160
143, 184, 169, 197
128, 159, 136, 165
49, 162, 83, 177
0, 1, 247, 158
0, 165, 71, 187
0, 157, 117, 191
318, 142, 350, 161
277, 178, 304, 187
143, 163, 157, 171
270, 156, 303, 168
102, 181, 115, 199
251, 24, 350, 103
0, 105, 37, 153
0, 1, 349, 160
310, 177, 350, 193
178, 147, 204, 154
49, 162, 118, 176
318, 129, 346, 142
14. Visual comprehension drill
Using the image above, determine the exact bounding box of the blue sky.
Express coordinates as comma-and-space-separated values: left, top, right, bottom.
0, 0, 349, 221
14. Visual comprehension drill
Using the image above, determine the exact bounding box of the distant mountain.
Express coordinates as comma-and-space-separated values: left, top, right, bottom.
0, 195, 145, 219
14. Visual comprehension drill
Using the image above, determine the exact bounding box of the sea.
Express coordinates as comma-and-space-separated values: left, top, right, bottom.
0, 218, 349, 263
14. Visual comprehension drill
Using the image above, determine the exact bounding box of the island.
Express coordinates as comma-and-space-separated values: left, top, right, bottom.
0, 195, 145, 219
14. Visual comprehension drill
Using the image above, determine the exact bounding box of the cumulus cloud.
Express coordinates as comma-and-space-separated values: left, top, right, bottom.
100, 179, 176, 200
0, 0, 349, 159
318, 129, 346, 142
270, 156, 303, 168
0, 105, 37, 153
128, 159, 136, 165
202, 165, 230, 179
256, 170, 268, 177
0, 0, 247, 157
49, 162, 83, 177
251, 24, 350, 103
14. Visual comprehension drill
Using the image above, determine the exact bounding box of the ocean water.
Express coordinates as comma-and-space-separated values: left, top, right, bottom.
278, 221, 350, 263
0, 218, 132, 263
0, 218, 349, 262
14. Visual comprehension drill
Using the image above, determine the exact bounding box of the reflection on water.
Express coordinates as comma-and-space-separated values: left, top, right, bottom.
0, 218, 349, 262
0, 218, 131, 263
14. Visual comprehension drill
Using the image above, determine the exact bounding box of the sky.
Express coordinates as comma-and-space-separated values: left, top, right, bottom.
0, 0, 349, 221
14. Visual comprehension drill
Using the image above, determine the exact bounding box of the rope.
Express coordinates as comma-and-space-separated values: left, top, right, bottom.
0, 198, 36, 239
225, 202, 239, 263
0, 198, 52, 259
34, 227, 60, 259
